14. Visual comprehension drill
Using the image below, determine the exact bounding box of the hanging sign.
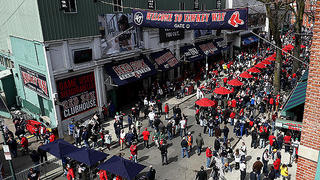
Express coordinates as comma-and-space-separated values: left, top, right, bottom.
20, 65, 49, 98
56, 72, 97, 120
159, 29, 185, 43
133, 8, 248, 30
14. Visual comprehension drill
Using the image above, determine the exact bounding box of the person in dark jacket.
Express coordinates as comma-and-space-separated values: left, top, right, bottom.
252, 157, 263, 180
267, 166, 276, 180
196, 133, 204, 155
181, 137, 189, 158
214, 138, 220, 152
30, 150, 40, 170
159, 141, 168, 165
82, 128, 90, 148
223, 125, 229, 144
196, 166, 207, 180
7, 135, 17, 158
37, 142, 47, 163
147, 165, 156, 180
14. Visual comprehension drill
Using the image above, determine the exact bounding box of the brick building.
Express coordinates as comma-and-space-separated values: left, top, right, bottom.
296, 1, 320, 179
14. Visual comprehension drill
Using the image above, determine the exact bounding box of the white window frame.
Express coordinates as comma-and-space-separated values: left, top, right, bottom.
113, 0, 123, 12
63, 0, 78, 14
179, 2, 185, 10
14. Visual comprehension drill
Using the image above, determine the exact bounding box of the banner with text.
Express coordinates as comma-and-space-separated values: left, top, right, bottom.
20, 65, 48, 98
56, 72, 97, 120
132, 8, 248, 30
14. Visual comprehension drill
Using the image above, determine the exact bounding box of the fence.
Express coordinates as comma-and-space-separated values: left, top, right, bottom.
4, 157, 63, 180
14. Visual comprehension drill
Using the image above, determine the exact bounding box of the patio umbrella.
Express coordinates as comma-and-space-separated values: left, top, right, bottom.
261, 60, 272, 65
39, 139, 79, 159
239, 71, 253, 79
265, 56, 275, 61
65, 147, 109, 166
98, 156, 146, 180
247, 67, 261, 73
213, 86, 232, 95
254, 63, 266, 69
227, 79, 243, 86
195, 98, 216, 107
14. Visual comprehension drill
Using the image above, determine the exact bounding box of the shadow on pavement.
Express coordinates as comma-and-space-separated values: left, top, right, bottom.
168, 155, 178, 164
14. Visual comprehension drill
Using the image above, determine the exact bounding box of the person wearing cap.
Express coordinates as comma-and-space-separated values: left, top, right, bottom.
196, 166, 207, 180
159, 140, 168, 165
142, 128, 150, 148
147, 165, 156, 180
181, 137, 189, 158
27, 168, 40, 180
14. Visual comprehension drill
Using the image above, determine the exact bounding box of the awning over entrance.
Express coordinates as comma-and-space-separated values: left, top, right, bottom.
282, 81, 308, 112
275, 118, 302, 131
180, 45, 203, 62
214, 38, 229, 52
105, 56, 157, 86
242, 35, 259, 46
196, 41, 219, 57
300, 69, 309, 82
149, 49, 180, 71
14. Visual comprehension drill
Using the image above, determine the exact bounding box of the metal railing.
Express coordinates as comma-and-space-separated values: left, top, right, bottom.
4, 157, 63, 180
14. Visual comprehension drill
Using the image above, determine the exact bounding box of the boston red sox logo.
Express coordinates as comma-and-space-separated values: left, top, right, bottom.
228, 11, 244, 27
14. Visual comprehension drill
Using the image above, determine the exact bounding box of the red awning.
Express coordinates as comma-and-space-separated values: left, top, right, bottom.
254, 63, 267, 69
195, 98, 216, 107
213, 86, 232, 95
247, 67, 261, 73
239, 71, 253, 78
227, 79, 243, 86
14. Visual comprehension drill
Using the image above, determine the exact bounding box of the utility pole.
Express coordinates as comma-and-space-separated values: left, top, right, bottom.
1, 119, 16, 180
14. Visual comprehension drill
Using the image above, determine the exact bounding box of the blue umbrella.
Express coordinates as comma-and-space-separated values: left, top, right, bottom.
39, 139, 79, 159
98, 156, 146, 180
65, 147, 109, 166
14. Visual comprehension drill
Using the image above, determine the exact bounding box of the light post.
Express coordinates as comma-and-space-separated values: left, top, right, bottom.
1, 119, 16, 180
204, 51, 209, 84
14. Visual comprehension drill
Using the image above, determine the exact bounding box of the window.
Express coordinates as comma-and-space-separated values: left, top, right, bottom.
201, 3, 206, 10
60, 0, 77, 13
194, 0, 199, 10
74, 49, 93, 64
148, 0, 156, 10
113, 0, 123, 12
216, 0, 221, 9
179, 2, 185, 10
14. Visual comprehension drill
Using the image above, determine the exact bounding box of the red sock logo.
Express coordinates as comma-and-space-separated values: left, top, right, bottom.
228, 11, 244, 27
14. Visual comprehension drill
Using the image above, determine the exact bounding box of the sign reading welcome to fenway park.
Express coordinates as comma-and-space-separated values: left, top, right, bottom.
133, 8, 248, 30
56, 72, 97, 120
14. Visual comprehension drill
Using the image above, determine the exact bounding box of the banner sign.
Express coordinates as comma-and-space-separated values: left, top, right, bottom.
132, 8, 248, 30
196, 41, 219, 56
150, 49, 179, 71
159, 29, 185, 43
180, 45, 203, 62
56, 72, 97, 120
105, 56, 156, 86
20, 65, 48, 98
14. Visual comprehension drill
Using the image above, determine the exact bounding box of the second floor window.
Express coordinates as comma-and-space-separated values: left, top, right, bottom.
61, 0, 77, 13
179, 2, 185, 10
113, 0, 123, 12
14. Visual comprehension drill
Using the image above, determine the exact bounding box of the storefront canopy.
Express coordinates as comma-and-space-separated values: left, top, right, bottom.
180, 45, 203, 62
282, 81, 307, 112
214, 38, 229, 52
150, 49, 180, 71
105, 56, 157, 86
242, 36, 259, 46
196, 41, 220, 57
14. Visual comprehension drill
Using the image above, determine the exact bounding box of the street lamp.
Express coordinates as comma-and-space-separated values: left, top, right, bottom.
204, 51, 209, 84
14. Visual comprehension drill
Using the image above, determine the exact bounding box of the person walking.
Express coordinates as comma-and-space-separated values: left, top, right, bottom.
181, 137, 189, 158
120, 129, 126, 150
273, 156, 281, 178
267, 166, 276, 180
37, 142, 47, 163
166, 121, 173, 140
20, 135, 29, 155
223, 125, 229, 144
74, 126, 81, 147
196, 166, 207, 180
187, 132, 193, 152
147, 165, 156, 180
159, 141, 168, 165
29, 150, 40, 171
234, 149, 241, 170
206, 146, 213, 168
252, 157, 263, 180
196, 133, 204, 156
67, 164, 75, 180
164, 103, 169, 119
82, 128, 90, 148
97, 169, 108, 180
130, 142, 138, 163
7, 135, 17, 158
280, 164, 289, 180
142, 128, 150, 148
240, 159, 246, 180
262, 149, 270, 175
104, 130, 112, 150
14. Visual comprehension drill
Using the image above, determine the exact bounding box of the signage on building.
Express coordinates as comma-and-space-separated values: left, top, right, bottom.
132, 8, 248, 30
181, 45, 203, 62
152, 50, 179, 69
148, 0, 155, 9
19, 65, 48, 98
112, 59, 152, 80
197, 41, 218, 56
159, 29, 185, 43
56, 72, 97, 120
98, 13, 138, 57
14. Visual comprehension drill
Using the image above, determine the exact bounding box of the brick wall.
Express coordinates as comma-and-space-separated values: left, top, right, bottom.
296, 0, 320, 179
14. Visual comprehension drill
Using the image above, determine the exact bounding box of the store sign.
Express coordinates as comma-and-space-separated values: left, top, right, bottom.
56, 72, 97, 120
20, 65, 48, 98
112, 59, 152, 80
154, 50, 179, 68
159, 29, 185, 43
198, 42, 218, 56
283, 122, 302, 131
132, 8, 248, 30
181, 45, 203, 62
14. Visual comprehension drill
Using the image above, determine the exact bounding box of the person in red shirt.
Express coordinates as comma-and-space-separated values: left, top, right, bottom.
142, 128, 150, 148
273, 157, 281, 178
116, 175, 122, 180
130, 143, 138, 163
49, 133, 55, 142
97, 169, 108, 180
206, 146, 213, 168
164, 103, 169, 119
67, 165, 75, 180
230, 111, 236, 126
268, 134, 276, 152
231, 99, 237, 109
20, 135, 29, 154
275, 94, 280, 111
269, 97, 274, 112
284, 133, 292, 152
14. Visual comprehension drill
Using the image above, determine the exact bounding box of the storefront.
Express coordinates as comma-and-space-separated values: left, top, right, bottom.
180, 44, 204, 81
104, 55, 157, 110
